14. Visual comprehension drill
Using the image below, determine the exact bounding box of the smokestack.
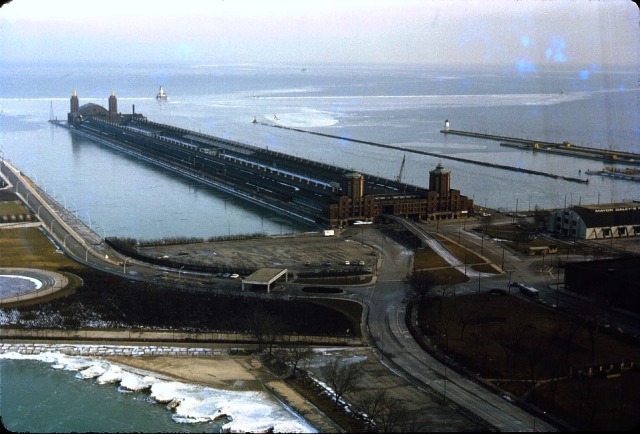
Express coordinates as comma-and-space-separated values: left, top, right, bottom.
132, 104, 135, 115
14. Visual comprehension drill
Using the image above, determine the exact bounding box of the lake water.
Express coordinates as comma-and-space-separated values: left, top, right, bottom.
0, 352, 315, 433
1, 63, 639, 241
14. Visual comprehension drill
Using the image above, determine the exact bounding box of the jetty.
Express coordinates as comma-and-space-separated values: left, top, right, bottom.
441, 129, 640, 166
260, 122, 589, 184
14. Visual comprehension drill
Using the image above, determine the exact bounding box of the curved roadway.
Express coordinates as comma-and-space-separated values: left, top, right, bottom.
345, 226, 557, 432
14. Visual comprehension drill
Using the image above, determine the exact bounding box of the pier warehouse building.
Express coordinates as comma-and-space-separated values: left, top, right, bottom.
548, 202, 640, 240
62, 91, 473, 227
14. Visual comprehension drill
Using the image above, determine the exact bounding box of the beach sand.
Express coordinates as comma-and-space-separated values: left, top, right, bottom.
107, 354, 341, 433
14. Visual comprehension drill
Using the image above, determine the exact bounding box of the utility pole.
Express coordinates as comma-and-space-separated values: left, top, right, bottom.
443, 366, 447, 402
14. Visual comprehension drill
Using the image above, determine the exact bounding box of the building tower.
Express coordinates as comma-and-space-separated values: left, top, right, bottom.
68, 91, 80, 124
108, 91, 118, 120
70, 91, 79, 115
444, 119, 450, 131
342, 172, 364, 201
429, 162, 450, 197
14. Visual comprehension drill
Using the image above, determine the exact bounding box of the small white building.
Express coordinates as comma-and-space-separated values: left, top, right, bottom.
548, 202, 640, 240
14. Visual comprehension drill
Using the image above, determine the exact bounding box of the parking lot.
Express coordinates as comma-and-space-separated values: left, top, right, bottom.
138, 230, 377, 274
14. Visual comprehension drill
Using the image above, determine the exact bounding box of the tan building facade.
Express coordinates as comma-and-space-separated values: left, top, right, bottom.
326, 163, 473, 226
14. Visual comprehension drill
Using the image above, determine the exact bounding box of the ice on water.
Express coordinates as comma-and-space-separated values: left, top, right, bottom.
119, 371, 158, 392
0, 351, 316, 433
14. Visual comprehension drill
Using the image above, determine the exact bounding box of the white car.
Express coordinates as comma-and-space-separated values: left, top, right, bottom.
229, 273, 240, 279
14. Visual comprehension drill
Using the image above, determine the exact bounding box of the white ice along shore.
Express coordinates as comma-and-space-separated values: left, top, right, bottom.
0, 351, 316, 433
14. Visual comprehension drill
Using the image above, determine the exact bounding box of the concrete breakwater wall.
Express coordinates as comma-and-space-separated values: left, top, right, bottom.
0, 342, 227, 357
262, 122, 589, 183
0, 328, 362, 347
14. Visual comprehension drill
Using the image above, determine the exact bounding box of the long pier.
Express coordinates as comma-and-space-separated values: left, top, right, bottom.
441, 129, 640, 166
261, 122, 589, 183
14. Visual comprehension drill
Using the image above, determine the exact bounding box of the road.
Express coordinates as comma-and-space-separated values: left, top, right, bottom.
343, 223, 557, 432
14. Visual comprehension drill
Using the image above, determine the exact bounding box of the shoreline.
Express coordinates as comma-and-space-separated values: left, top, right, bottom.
107, 354, 342, 433
0, 342, 340, 433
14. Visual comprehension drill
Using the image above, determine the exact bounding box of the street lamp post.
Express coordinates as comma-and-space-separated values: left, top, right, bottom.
179, 266, 185, 280
123, 257, 132, 274
443, 366, 447, 402
464, 248, 467, 277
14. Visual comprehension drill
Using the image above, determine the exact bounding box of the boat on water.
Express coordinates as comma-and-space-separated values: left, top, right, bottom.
586, 167, 640, 182
156, 86, 168, 100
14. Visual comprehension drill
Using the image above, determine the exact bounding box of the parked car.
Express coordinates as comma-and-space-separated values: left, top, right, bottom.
230, 273, 240, 279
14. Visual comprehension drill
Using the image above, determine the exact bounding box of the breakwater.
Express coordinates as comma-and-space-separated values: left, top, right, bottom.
442, 129, 640, 166
0, 342, 226, 357
261, 122, 589, 183
0, 328, 362, 346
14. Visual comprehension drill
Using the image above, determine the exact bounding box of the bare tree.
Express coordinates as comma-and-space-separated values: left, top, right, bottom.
375, 398, 416, 433
276, 345, 314, 378
352, 389, 389, 431
246, 306, 282, 356
405, 270, 438, 300
500, 320, 527, 373
437, 311, 454, 351
562, 320, 582, 362
321, 358, 364, 411
585, 316, 600, 363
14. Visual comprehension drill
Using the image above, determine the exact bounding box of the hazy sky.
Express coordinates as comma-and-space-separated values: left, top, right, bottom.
1, 0, 638, 67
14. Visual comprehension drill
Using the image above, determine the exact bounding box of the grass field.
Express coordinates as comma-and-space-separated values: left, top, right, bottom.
418, 293, 640, 431
0, 227, 81, 270
0, 200, 31, 216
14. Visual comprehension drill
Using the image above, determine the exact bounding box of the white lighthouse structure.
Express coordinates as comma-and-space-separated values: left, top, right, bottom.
444, 119, 450, 131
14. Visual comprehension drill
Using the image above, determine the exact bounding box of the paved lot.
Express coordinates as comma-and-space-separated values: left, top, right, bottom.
139, 230, 378, 273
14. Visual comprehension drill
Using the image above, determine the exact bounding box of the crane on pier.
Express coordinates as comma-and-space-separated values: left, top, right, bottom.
396, 155, 406, 182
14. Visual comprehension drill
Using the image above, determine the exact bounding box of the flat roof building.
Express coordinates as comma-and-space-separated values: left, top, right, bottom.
65, 92, 474, 228
548, 202, 640, 240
